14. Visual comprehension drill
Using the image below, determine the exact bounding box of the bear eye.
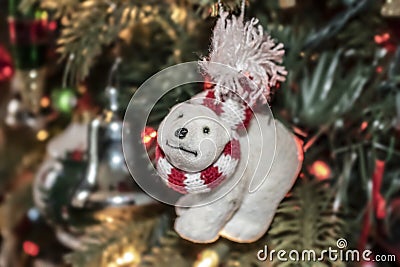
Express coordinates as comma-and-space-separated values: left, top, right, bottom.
203, 127, 210, 134
177, 113, 183, 119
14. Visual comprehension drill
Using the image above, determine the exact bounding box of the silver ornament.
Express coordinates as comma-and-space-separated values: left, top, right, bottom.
71, 85, 155, 209
34, 59, 157, 249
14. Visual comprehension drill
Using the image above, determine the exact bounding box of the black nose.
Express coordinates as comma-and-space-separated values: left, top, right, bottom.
175, 128, 188, 139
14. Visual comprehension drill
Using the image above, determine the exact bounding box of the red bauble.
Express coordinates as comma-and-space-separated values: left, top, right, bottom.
0, 45, 14, 82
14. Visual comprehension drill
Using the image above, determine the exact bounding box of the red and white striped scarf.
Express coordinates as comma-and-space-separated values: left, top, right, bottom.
156, 90, 252, 194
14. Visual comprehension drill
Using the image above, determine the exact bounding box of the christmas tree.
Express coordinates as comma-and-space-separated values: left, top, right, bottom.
0, 0, 400, 266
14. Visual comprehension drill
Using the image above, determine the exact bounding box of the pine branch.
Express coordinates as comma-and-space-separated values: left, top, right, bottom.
267, 179, 345, 267
18, 0, 246, 83
140, 231, 234, 267
19, 0, 80, 18
281, 50, 370, 128
19, 0, 175, 81
56, 0, 137, 81
65, 211, 165, 267
140, 231, 195, 267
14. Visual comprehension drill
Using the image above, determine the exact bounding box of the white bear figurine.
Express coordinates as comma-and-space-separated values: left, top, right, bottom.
157, 93, 303, 243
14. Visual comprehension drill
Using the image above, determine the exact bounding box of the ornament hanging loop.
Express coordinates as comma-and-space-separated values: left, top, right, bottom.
216, 0, 246, 18
107, 57, 122, 88
105, 57, 122, 112
240, 0, 246, 21
62, 54, 75, 88
70, 57, 140, 209
217, 0, 223, 15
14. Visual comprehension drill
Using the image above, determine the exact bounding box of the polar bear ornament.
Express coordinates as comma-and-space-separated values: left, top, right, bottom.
155, 2, 303, 243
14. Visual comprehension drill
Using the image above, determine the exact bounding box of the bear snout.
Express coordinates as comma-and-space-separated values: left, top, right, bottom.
175, 127, 188, 139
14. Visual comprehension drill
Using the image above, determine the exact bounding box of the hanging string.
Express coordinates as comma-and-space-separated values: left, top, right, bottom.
62, 54, 75, 88
107, 57, 122, 88
239, 0, 246, 21
105, 57, 122, 112
217, 0, 245, 18
217, 0, 223, 15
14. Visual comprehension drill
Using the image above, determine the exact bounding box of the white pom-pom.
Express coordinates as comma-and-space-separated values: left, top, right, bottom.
199, 10, 287, 106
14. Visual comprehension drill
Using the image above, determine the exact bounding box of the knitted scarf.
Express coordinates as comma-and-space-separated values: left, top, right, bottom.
156, 90, 252, 194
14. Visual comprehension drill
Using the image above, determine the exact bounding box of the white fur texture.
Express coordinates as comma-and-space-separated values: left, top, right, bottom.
174, 112, 302, 243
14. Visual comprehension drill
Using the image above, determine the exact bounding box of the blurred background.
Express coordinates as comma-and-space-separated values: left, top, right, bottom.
0, 0, 400, 266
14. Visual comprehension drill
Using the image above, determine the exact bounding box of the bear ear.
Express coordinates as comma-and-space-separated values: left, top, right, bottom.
168, 102, 191, 113
189, 91, 209, 106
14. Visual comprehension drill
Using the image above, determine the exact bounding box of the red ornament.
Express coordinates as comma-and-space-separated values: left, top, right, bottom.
0, 45, 13, 82
76, 90, 96, 113
70, 149, 85, 161
374, 32, 396, 53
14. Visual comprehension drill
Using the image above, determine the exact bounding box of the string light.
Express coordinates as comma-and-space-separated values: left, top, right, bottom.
48, 21, 57, 31
374, 32, 396, 52
77, 83, 87, 94
52, 87, 77, 114
23, 241, 40, 256
96, 213, 115, 223
142, 126, 157, 147
193, 250, 219, 267
310, 53, 318, 61
36, 130, 49, 141
105, 217, 114, 223
360, 121, 368, 131
204, 76, 214, 90
0, 45, 13, 81
113, 249, 140, 266
0, 66, 13, 81
309, 160, 331, 180
374, 33, 390, 44
40, 96, 50, 108
171, 6, 187, 24
376, 66, 383, 74
279, 0, 297, 9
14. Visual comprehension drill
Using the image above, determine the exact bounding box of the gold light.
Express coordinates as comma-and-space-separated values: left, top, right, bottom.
193, 250, 219, 267
108, 246, 140, 267
36, 130, 49, 141
309, 160, 331, 181
40, 97, 50, 108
